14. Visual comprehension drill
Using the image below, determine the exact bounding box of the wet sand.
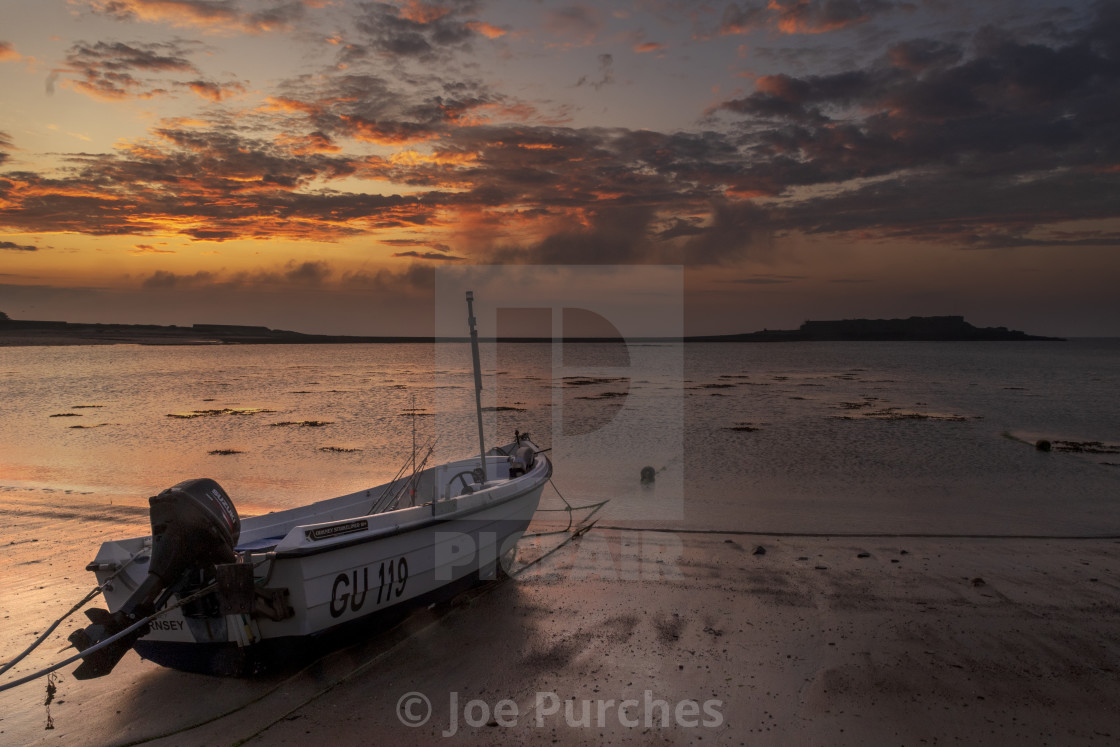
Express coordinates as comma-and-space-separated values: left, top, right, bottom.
2, 489, 1120, 745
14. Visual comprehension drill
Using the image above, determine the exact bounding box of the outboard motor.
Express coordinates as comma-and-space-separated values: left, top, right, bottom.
68, 478, 240, 679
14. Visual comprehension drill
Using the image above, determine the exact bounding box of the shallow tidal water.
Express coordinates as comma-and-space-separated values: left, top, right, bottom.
2, 340, 1119, 535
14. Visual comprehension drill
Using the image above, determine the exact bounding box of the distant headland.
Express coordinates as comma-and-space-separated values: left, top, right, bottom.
0, 314, 1063, 346
686, 316, 1065, 342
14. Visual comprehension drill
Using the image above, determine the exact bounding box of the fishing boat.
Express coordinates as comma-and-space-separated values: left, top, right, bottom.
67, 292, 551, 678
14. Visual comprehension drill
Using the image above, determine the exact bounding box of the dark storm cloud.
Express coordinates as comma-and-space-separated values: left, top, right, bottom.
284, 260, 329, 284
390, 250, 465, 260
186, 79, 247, 101
476, 4, 1120, 264
575, 53, 614, 89
57, 39, 244, 101
348, 0, 488, 62
703, 2, 1120, 243
142, 269, 216, 288
774, 168, 1120, 248
497, 204, 663, 265
0, 240, 39, 251
270, 72, 503, 145
59, 40, 195, 99
139, 260, 435, 292
886, 38, 962, 72
382, 238, 453, 252
341, 263, 435, 291
382, 238, 462, 260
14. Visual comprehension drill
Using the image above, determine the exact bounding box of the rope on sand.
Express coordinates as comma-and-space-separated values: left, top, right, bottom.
0, 551, 142, 678
524, 477, 608, 537
0, 580, 217, 694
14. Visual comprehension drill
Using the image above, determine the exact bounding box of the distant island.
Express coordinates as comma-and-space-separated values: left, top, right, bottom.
0, 314, 1062, 345
686, 316, 1065, 342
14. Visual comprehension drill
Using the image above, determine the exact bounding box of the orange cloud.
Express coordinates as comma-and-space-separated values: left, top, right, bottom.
717, 0, 887, 37
634, 42, 665, 54
188, 80, 246, 102
81, 0, 305, 34
768, 0, 881, 35
0, 41, 21, 62
340, 115, 442, 145
263, 96, 324, 116
397, 0, 454, 24
466, 21, 506, 39
390, 149, 478, 167
276, 131, 342, 155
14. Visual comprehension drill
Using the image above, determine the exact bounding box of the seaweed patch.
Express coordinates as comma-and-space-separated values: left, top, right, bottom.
167, 408, 275, 419
574, 392, 627, 401
1051, 440, 1120, 455
562, 376, 627, 387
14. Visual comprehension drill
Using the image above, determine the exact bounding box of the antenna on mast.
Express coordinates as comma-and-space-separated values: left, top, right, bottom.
466, 290, 488, 483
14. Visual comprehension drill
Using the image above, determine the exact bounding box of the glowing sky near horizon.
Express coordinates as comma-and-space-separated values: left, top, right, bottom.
1, 0, 1118, 336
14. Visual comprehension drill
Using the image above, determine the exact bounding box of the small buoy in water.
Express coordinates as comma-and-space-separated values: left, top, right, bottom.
640, 466, 655, 484
1036, 439, 1052, 452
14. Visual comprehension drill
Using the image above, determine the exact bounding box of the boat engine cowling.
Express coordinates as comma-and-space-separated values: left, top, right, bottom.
147, 477, 240, 583
68, 478, 240, 679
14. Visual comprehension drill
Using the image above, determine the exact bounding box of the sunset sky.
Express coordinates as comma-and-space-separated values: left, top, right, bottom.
1, 0, 1117, 336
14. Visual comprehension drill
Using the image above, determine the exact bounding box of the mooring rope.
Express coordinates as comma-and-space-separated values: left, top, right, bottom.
523, 477, 608, 537
0, 550, 142, 678
0, 580, 217, 694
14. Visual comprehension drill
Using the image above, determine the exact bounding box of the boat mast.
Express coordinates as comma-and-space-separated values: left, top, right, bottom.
466, 290, 488, 482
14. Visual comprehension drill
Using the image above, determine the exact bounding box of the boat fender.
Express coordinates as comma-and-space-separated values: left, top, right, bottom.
509, 445, 535, 477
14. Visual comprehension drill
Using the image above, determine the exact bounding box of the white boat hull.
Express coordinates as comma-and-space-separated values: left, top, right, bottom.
85, 443, 550, 675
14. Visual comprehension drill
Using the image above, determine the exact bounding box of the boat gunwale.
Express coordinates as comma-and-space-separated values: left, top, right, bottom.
269, 455, 551, 559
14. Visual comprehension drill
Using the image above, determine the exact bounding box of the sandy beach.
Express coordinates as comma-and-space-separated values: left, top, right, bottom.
2, 485, 1118, 746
